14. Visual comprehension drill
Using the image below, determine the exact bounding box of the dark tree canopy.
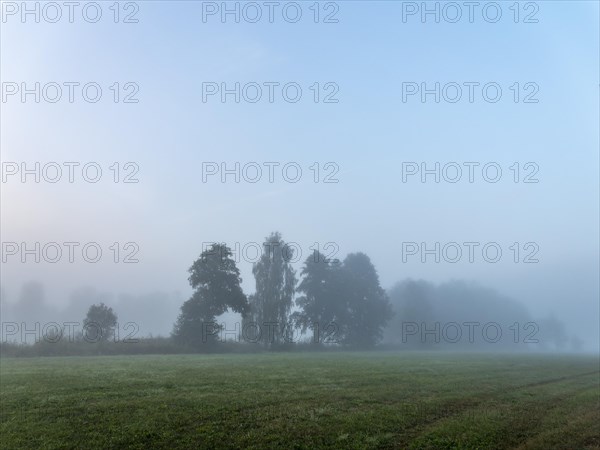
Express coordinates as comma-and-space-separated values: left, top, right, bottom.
173, 244, 248, 347
293, 251, 392, 348
292, 252, 343, 344
187, 243, 248, 316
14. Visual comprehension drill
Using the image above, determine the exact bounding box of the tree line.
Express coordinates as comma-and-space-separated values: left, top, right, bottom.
172, 232, 393, 349
2, 233, 580, 356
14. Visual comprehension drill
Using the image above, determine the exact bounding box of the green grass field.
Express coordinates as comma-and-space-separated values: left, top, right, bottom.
1, 352, 598, 449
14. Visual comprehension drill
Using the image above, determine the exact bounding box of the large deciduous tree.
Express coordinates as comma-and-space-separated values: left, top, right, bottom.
293, 251, 392, 347
173, 243, 248, 348
292, 252, 342, 344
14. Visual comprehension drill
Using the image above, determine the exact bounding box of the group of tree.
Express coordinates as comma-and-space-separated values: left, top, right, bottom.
383, 279, 580, 351
2, 271, 583, 356
292, 247, 392, 347
172, 232, 393, 349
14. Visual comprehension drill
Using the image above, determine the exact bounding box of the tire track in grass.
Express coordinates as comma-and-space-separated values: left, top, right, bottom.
401, 371, 599, 449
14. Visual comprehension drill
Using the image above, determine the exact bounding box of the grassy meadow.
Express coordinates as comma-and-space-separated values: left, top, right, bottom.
1, 352, 598, 449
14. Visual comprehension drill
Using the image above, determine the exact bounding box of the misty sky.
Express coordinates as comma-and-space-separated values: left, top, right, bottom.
1, 1, 598, 348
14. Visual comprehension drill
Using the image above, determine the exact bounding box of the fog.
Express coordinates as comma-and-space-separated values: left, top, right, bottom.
1, 2, 598, 352
1, 263, 596, 352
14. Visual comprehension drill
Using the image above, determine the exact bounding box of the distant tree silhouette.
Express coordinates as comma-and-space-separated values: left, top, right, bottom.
337, 253, 393, 347
83, 303, 118, 342
537, 314, 569, 350
294, 251, 392, 348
